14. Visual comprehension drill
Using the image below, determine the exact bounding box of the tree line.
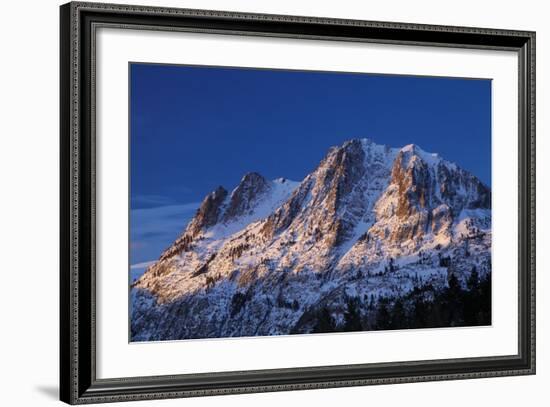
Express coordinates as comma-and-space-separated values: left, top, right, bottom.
312, 268, 491, 333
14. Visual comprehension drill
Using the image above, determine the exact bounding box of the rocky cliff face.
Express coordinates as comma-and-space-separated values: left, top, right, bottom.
367, 144, 490, 250
223, 172, 271, 220
131, 138, 491, 341
186, 186, 228, 237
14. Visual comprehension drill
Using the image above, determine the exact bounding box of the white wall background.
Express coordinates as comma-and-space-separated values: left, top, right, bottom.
0, 0, 546, 405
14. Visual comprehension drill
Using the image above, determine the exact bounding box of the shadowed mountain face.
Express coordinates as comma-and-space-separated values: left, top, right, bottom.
131, 138, 491, 341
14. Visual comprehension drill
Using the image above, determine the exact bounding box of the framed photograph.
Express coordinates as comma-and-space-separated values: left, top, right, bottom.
60, 1, 535, 404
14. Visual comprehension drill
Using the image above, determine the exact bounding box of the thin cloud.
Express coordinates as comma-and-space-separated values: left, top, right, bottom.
130, 202, 200, 265
130, 260, 156, 270
131, 194, 176, 207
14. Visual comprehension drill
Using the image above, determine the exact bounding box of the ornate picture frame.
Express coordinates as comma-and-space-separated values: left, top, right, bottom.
60, 2, 535, 404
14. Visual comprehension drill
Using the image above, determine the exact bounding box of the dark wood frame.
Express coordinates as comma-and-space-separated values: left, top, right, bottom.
60, 1, 536, 404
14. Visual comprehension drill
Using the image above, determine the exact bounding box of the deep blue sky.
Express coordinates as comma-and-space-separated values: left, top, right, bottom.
131, 63, 491, 208
129, 63, 491, 264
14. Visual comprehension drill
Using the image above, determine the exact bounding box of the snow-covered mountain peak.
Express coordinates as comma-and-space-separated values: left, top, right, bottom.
400, 143, 421, 153
132, 137, 492, 341
338, 138, 446, 172
237, 171, 266, 186
340, 137, 386, 154
398, 143, 443, 167
185, 185, 228, 237
223, 172, 271, 222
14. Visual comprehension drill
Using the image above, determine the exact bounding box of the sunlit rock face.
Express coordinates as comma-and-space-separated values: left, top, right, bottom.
131, 138, 492, 341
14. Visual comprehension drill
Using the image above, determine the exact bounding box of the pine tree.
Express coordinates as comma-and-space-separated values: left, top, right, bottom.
312, 307, 336, 333
390, 299, 407, 329
343, 298, 362, 332
467, 266, 479, 290
368, 294, 376, 310
445, 273, 464, 326
448, 273, 460, 294
375, 298, 391, 330
412, 297, 428, 328
479, 271, 492, 324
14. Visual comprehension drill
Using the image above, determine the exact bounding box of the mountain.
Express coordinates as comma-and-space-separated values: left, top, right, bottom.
131, 138, 491, 341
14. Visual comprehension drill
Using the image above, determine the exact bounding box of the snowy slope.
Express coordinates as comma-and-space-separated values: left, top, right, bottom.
131, 138, 491, 341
